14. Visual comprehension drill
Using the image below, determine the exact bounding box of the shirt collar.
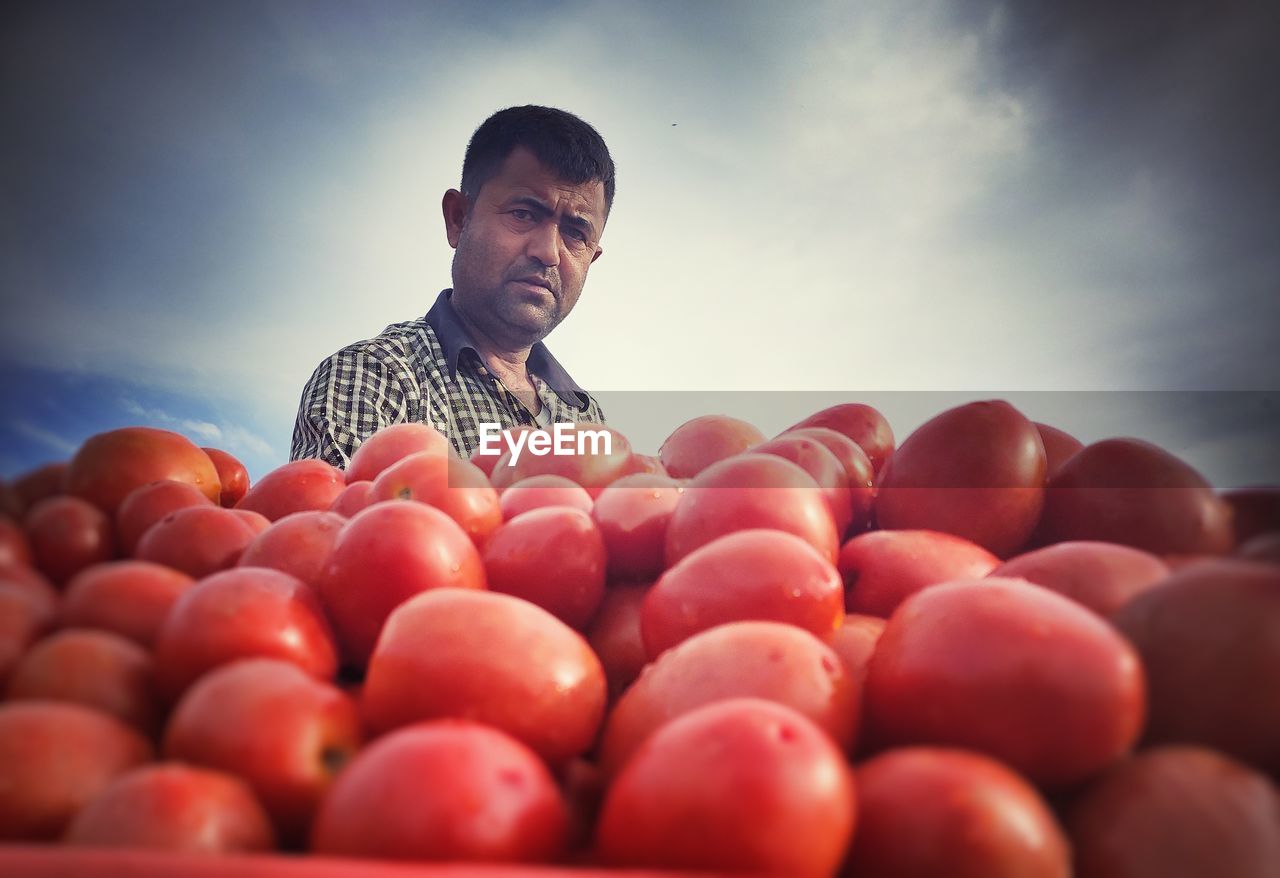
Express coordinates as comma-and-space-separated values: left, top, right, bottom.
424, 289, 592, 410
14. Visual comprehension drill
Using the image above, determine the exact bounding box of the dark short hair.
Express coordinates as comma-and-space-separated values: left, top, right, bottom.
460, 105, 616, 216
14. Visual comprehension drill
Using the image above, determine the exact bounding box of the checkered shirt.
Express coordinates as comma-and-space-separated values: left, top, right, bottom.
291, 290, 605, 467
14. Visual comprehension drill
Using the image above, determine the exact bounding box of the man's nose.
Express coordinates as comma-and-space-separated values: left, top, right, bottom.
526, 221, 561, 267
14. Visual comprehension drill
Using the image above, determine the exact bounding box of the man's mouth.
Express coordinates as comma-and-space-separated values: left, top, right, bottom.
510, 276, 557, 295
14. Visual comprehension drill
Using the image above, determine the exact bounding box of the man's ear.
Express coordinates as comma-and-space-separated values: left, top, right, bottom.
590, 244, 604, 265
442, 189, 469, 249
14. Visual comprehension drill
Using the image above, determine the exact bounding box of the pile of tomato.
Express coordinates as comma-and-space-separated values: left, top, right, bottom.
1, 400, 1277, 877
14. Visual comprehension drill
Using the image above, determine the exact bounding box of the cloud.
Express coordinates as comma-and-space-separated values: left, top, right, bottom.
8, 419, 78, 456
118, 397, 275, 462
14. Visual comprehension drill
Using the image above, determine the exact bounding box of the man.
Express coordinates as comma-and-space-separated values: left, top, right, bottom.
290, 105, 613, 466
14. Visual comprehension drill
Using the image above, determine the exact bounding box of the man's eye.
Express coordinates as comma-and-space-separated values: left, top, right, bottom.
564, 227, 588, 242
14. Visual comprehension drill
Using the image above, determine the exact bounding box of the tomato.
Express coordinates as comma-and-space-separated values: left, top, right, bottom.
236, 459, 345, 523
326, 480, 374, 518
585, 582, 651, 700
134, 505, 259, 579
6, 629, 159, 734
0, 701, 152, 841
788, 402, 894, 475
875, 400, 1046, 558
60, 561, 195, 648
482, 507, 606, 630
993, 540, 1170, 617
658, 415, 764, 479
823, 613, 886, 691
370, 451, 502, 547
361, 588, 606, 767
1038, 438, 1234, 555
0, 585, 55, 688
66, 427, 219, 515
1068, 746, 1280, 878
153, 567, 338, 702
596, 698, 855, 877
664, 453, 839, 567
751, 434, 853, 535
65, 763, 276, 853
591, 473, 683, 582
317, 501, 485, 668
345, 422, 451, 484
600, 621, 858, 777
0, 519, 33, 568
24, 495, 116, 585
865, 577, 1145, 788
200, 447, 250, 508
499, 474, 593, 519
114, 480, 214, 556
780, 426, 876, 535
848, 747, 1070, 878
236, 510, 346, 590
1111, 559, 1280, 775
838, 529, 999, 618
1034, 421, 1084, 480
11, 461, 69, 514
164, 658, 361, 844
1239, 531, 1280, 564
644, 529, 844, 659
311, 720, 568, 863
470, 425, 536, 479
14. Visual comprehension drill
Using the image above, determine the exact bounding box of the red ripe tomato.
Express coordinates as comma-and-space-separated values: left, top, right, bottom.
11, 461, 69, 514
849, 747, 1070, 878
1239, 532, 1280, 564
1068, 746, 1280, 878
327, 480, 374, 518
236, 459, 345, 522
317, 502, 485, 668
6, 629, 159, 734
1034, 421, 1084, 480
619, 453, 669, 479
499, 475, 593, 519
600, 621, 858, 777
838, 529, 999, 618
153, 567, 338, 701
362, 588, 606, 767
470, 425, 536, 479
645, 529, 844, 659
596, 698, 856, 877
200, 447, 250, 508
1038, 438, 1234, 556
66, 427, 220, 515
751, 434, 853, 535
311, 720, 568, 863
865, 578, 1145, 788
0, 701, 152, 841
164, 658, 361, 843
664, 453, 839, 568
482, 507, 606, 630
591, 473, 683, 582
0, 584, 56, 688
236, 510, 346, 590
585, 582, 651, 700
134, 505, 259, 579
788, 402, 895, 475
780, 426, 877, 535
876, 400, 1047, 558
232, 509, 270, 536
0, 519, 33, 568
65, 763, 276, 853
658, 415, 765, 480
346, 422, 451, 485
993, 540, 1170, 617
370, 451, 502, 547
65, 432, 220, 519
115, 480, 214, 556
1112, 559, 1280, 775
24, 496, 116, 585
60, 561, 195, 649
824, 613, 886, 691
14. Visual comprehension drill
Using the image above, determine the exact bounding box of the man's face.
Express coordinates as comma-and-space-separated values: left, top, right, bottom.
445, 146, 606, 350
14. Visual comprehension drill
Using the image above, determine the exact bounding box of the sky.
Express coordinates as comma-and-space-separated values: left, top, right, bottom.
2, 0, 1277, 486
